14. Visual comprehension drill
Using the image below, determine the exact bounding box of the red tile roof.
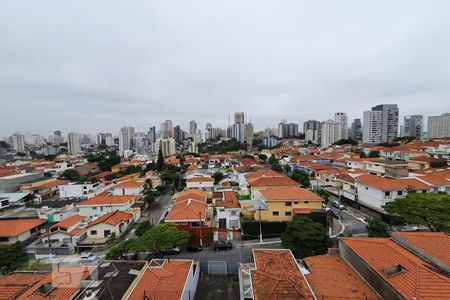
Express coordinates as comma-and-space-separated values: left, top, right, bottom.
245, 170, 284, 180
0, 218, 46, 237
166, 190, 207, 222
260, 187, 323, 201
79, 195, 135, 206
186, 177, 214, 183
304, 254, 378, 299
249, 176, 300, 188
216, 191, 240, 209
341, 238, 450, 299
49, 214, 84, 231
87, 210, 133, 227
391, 232, 450, 267
114, 181, 144, 188
128, 259, 192, 300
355, 174, 431, 191
0, 272, 48, 300
251, 249, 314, 300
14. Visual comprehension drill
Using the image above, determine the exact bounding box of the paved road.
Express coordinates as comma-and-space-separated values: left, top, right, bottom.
146, 191, 174, 225
330, 207, 367, 236
164, 241, 283, 263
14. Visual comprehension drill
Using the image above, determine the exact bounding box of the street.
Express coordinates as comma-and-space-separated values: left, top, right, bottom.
164, 240, 283, 263
146, 191, 174, 225
330, 206, 367, 236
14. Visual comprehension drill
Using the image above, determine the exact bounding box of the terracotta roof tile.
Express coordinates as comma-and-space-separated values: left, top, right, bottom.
49, 214, 85, 231
260, 187, 323, 201
0, 272, 48, 300
216, 191, 240, 209
304, 254, 379, 299
79, 195, 135, 206
114, 181, 144, 188
166, 189, 207, 222
87, 210, 133, 227
0, 218, 46, 237
249, 176, 300, 188
355, 174, 431, 191
186, 177, 214, 183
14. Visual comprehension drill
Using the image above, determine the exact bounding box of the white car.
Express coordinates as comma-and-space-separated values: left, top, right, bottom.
80, 253, 98, 264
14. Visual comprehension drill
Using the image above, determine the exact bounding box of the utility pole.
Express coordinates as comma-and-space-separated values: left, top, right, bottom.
199, 211, 203, 246
258, 206, 263, 243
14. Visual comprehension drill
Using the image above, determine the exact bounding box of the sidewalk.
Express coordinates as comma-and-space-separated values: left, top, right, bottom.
344, 207, 369, 225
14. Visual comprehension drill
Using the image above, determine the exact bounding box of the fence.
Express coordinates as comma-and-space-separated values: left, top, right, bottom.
199, 261, 239, 275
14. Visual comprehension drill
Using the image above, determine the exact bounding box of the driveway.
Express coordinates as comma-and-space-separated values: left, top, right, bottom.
194, 275, 240, 300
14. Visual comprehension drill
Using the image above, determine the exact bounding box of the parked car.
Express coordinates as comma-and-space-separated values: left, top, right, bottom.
332, 200, 345, 210
187, 244, 202, 252
163, 246, 180, 255
214, 240, 232, 251
330, 209, 340, 219
80, 253, 98, 264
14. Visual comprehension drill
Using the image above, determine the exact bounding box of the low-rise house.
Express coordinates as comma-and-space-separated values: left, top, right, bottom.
239, 249, 315, 299
40, 214, 86, 245
77, 194, 138, 219
364, 159, 408, 178
127, 259, 200, 300
256, 187, 324, 222
84, 210, 134, 243
20, 178, 69, 200
215, 191, 241, 230
0, 192, 35, 210
413, 174, 450, 193
248, 175, 300, 200
355, 174, 431, 214
112, 180, 144, 196
58, 182, 102, 199
165, 189, 213, 245
185, 177, 214, 192
408, 156, 448, 171
0, 218, 46, 244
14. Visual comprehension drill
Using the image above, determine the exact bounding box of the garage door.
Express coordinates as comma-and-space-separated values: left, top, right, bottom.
208, 261, 227, 275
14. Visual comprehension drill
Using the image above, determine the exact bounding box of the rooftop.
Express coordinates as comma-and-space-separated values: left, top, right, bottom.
78, 194, 135, 206
249, 176, 300, 188
355, 174, 431, 191
260, 187, 323, 201
87, 210, 133, 227
0, 218, 46, 237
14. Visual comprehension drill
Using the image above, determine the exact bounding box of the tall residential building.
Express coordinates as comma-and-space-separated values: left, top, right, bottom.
334, 112, 348, 140
277, 119, 287, 138
427, 113, 450, 138
67, 132, 81, 155
119, 126, 135, 156
320, 120, 338, 146
234, 112, 245, 124
189, 120, 197, 135
155, 138, 176, 157
304, 120, 321, 144
173, 125, 184, 144
148, 126, 157, 143
160, 120, 173, 139
11, 133, 26, 152
349, 119, 362, 141
54, 130, 61, 137
245, 122, 254, 149
363, 111, 383, 143
105, 133, 114, 146
403, 115, 423, 139
371, 104, 399, 142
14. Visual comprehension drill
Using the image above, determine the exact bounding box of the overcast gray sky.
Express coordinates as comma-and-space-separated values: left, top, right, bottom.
1, 0, 449, 137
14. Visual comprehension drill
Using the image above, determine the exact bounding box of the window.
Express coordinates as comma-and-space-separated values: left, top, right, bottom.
398, 191, 403, 196
285, 202, 292, 206
365, 187, 368, 190
385, 191, 391, 196
272, 211, 279, 216
285, 211, 292, 216
304, 201, 309, 204
190, 222, 200, 228
294, 202, 298, 204
90, 230, 97, 235
104, 230, 111, 237
422, 190, 428, 193
92, 206, 97, 210
0, 237, 9, 242
383, 264, 406, 277
231, 211, 237, 216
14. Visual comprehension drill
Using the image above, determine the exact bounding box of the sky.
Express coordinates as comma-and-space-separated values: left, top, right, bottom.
1, 0, 450, 137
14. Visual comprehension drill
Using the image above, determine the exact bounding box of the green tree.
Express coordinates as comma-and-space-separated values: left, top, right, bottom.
284, 164, 291, 175
333, 138, 358, 146
366, 217, 390, 237
157, 149, 165, 171
368, 150, 380, 158
271, 162, 283, 173
61, 169, 80, 180
135, 221, 153, 236
291, 170, 310, 188
130, 224, 190, 258
105, 239, 135, 260
281, 218, 332, 258
383, 193, 450, 232
258, 154, 267, 163
0, 243, 28, 273
141, 179, 157, 206
212, 172, 224, 184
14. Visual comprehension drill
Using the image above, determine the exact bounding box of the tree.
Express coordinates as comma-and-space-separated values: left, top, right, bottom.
141, 179, 157, 206
105, 239, 135, 260
284, 164, 291, 175
281, 218, 333, 258
135, 221, 153, 236
0, 243, 28, 274
130, 224, 190, 258
157, 149, 165, 171
393, 136, 416, 143
291, 170, 310, 188
61, 169, 80, 180
366, 217, 390, 237
383, 193, 450, 232
271, 162, 283, 173
258, 154, 267, 163
333, 138, 358, 146
212, 172, 224, 184
368, 150, 380, 158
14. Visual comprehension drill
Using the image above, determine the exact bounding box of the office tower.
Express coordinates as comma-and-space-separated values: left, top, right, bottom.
173, 125, 184, 144
105, 133, 114, 146
234, 112, 245, 124
371, 104, 399, 142
334, 112, 348, 140
403, 115, 423, 139
349, 119, 362, 141
245, 121, 254, 149
155, 138, 176, 157
303, 120, 321, 133
189, 120, 197, 135
263, 136, 277, 148
54, 130, 61, 137
11, 133, 26, 152
160, 120, 173, 139
428, 113, 450, 138
320, 120, 338, 146
148, 126, 157, 143
67, 132, 81, 155
363, 111, 383, 143
286, 123, 299, 138
119, 126, 135, 156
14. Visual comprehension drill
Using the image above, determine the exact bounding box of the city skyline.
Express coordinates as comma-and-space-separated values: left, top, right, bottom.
1, 1, 450, 136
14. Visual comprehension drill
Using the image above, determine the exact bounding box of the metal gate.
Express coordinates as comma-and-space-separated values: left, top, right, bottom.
208, 261, 227, 275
